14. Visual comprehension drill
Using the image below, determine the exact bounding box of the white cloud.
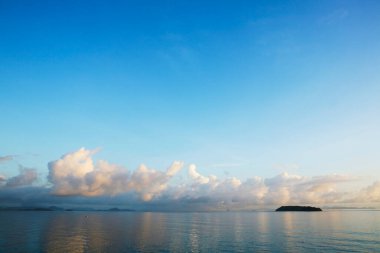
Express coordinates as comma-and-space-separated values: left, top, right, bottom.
188, 164, 211, 184
48, 148, 184, 201
353, 181, 380, 203
1, 148, 378, 210
175, 169, 356, 207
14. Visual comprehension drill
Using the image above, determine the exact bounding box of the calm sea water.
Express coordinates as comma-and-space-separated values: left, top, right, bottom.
0, 210, 379, 252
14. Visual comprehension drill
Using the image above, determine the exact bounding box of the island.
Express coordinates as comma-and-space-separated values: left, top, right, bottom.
276, 206, 322, 212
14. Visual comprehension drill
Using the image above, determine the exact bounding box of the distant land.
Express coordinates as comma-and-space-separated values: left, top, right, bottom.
276, 206, 322, 212
0, 206, 135, 212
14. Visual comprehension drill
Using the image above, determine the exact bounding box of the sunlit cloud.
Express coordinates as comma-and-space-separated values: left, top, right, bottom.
48, 148, 183, 201
0, 148, 379, 210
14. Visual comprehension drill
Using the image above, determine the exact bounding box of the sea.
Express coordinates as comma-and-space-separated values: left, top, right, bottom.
0, 210, 379, 252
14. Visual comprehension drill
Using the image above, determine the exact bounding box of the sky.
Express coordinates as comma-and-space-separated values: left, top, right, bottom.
1, 0, 380, 210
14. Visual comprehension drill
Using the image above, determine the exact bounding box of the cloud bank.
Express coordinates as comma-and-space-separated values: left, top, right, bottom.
48, 148, 183, 201
1, 148, 380, 210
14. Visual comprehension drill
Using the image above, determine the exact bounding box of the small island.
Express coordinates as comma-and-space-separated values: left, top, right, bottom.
276, 206, 322, 212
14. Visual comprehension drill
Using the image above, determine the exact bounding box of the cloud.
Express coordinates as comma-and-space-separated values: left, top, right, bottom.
0, 155, 14, 164
44, 148, 380, 209
0, 147, 379, 210
0, 166, 38, 188
319, 9, 349, 25
48, 148, 184, 201
353, 181, 380, 203
188, 164, 212, 184
172, 170, 356, 209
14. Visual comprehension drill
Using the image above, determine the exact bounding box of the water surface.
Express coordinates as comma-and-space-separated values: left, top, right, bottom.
0, 210, 379, 252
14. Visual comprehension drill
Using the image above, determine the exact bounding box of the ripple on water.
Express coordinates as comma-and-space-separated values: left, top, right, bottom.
0, 210, 379, 252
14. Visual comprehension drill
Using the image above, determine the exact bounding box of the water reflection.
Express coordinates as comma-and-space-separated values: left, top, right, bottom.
0, 210, 379, 252
41, 212, 170, 252
189, 214, 200, 252
256, 211, 269, 244
43, 213, 106, 252
281, 212, 298, 251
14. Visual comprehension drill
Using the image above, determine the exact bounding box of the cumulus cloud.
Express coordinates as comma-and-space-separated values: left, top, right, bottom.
0, 167, 38, 188
6, 167, 38, 188
188, 164, 212, 184
45, 148, 380, 209
1, 147, 379, 210
352, 181, 380, 203
171, 170, 356, 209
48, 148, 184, 201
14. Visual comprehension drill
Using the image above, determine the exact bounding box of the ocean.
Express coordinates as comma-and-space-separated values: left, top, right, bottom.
0, 210, 379, 252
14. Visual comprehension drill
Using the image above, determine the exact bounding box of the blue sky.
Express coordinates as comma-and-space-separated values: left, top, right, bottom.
1, 0, 380, 190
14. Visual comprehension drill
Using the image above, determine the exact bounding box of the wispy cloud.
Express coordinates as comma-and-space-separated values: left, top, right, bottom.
319, 9, 349, 25
207, 163, 244, 168
0, 155, 15, 164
